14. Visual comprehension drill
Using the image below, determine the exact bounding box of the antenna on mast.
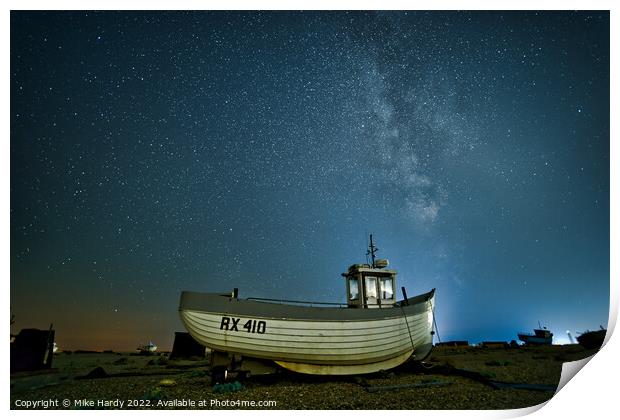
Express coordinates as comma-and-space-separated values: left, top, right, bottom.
367, 234, 378, 268
365, 231, 370, 265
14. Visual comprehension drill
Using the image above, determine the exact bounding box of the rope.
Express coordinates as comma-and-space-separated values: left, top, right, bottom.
430, 299, 442, 343
400, 305, 416, 353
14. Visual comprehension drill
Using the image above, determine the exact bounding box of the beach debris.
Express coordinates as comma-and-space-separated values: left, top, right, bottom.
158, 379, 177, 387
170, 332, 206, 360
213, 381, 243, 393
78, 367, 108, 379
146, 355, 168, 367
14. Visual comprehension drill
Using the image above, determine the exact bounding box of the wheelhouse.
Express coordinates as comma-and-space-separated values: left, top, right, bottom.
534, 328, 552, 339
343, 261, 397, 309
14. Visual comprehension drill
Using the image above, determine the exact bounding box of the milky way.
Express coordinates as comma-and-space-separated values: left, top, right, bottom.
11, 11, 609, 349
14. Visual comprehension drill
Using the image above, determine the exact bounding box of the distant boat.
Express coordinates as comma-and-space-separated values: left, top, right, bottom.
576, 326, 606, 349
518, 323, 553, 345
137, 341, 157, 354
179, 235, 436, 376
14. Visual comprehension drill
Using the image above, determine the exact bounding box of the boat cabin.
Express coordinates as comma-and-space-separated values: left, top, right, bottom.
342, 260, 397, 309
533, 328, 552, 339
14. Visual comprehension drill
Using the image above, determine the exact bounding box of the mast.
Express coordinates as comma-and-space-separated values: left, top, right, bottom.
367, 234, 378, 268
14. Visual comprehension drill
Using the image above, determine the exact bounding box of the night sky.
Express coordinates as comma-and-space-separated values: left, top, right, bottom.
10, 11, 609, 351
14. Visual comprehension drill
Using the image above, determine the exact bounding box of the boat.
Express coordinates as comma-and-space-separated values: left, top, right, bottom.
576, 326, 606, 349
517, 323, 553, 345
178, 235, 436, 376
137, 341, 158, 354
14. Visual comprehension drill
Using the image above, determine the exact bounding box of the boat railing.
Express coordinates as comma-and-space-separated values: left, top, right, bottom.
246, 297, 348, 308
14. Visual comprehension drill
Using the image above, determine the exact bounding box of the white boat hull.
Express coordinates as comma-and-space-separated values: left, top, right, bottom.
178, 290, 435, 375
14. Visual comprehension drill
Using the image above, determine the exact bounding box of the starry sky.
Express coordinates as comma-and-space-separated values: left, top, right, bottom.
10, 11, 609, 350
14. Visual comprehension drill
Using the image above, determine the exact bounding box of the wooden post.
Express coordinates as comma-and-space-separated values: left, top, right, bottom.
44, 324, 54, 369
402, 287, 409, 306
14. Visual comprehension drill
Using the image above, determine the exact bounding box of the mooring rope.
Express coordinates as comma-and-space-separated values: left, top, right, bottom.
430, 299, 442, 343
400, 305, 416, 353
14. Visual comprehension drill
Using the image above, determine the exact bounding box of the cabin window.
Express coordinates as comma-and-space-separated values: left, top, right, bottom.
348, 278, 359, 300
379, 278, 394, 300
365, 277, 377, 299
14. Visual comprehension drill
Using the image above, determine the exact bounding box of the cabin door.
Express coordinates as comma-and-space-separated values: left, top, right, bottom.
364, 276, 378, 307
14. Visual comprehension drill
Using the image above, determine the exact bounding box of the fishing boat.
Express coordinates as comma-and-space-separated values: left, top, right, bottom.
517, 323, 553, 345
178, 236, 436, 377
576, 326, 606, 350
137, 341, 158, 354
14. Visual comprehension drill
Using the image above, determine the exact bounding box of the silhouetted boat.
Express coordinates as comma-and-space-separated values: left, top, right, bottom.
137, 341, 157, 354
518, 323, 553, 345
178, 235, 436, 376
576, 327, 606, 349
